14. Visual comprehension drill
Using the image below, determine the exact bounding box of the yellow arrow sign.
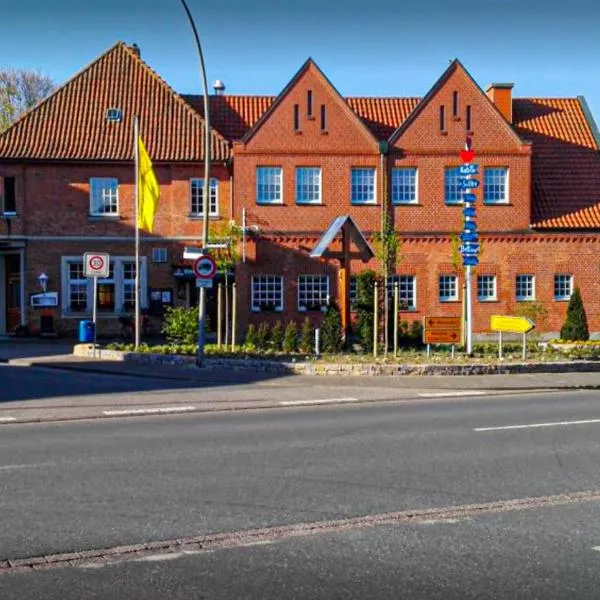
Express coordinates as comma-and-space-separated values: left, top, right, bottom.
490, 315, 535, 334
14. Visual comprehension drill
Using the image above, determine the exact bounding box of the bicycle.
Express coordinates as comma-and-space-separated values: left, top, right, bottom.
118, 313, 153, 342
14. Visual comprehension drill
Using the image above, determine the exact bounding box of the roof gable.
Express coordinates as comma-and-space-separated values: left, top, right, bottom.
389, 59, 525, 152
0, 42, 230, 161
239, 59, 380, 152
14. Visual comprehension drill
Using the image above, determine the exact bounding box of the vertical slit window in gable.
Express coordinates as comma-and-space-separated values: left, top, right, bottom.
453, 91, 459, 117
466, 105, 472, 131
2, 176, 16, 213
294, 104, 300, 131
321, 105, 327, 131
440, 105, 445, 131
307, 90, 313, 117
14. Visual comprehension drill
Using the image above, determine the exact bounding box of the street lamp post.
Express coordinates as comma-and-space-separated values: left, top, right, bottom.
179, 0, 211, 366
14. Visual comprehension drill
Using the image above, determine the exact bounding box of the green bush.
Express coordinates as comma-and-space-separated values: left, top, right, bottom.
161, 306, 204, 344
283, 321, 299, 353
256, 322, 270, 350
408, 320, 424, 347
321, 304, 344, 353
245, 324, 257, 347
271, 321, 284, 351
560, 287, 589, 341
299, 317, 313, 354
355, 271, 377, 352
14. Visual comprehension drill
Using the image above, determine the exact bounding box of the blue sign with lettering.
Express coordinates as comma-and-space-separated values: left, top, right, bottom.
460, 243, 480, 255
463, 193, 477, 203
459, 164, 479, 176
459, 178, 480, 190
460, 232, 478, 243
463, 206, 476, 218
463, 255, 479, 267
464, 221, 477, 232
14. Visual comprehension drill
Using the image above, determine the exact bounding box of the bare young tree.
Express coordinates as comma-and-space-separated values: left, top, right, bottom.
0, 69, 55, 132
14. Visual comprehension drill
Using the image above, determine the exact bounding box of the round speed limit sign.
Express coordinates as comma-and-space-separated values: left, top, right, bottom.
83, 252, 110, 278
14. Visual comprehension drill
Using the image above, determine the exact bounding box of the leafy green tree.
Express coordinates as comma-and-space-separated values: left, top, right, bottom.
299, 317, 313, 354
560, 287, 589, 341
244, 324, 257, 348
355, 270, 377, 352
270, 320, 284, 351
0, 69, 54, 132
256, 322, 270, 350
321, 304, 344, 353
283, 321, 299, 353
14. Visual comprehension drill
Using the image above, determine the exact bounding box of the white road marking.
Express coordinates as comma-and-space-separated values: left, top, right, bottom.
0, 463, 53, 471
475, 418, 600, 432
279, 397, 359, 406
592, 547, 600, 552
0, 417, 16, 423
103, 406, 197, 417
419, 391, 487, 398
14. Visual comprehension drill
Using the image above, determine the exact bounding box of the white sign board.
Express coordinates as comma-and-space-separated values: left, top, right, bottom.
196, 278, 214, 289
83, 253, 110, 278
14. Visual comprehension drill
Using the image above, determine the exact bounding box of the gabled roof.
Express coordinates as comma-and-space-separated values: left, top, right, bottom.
388, 59, 525, 147
513, 98, 600, 229
311, 215, 374, 262
0, 42, 230, 161
238, 58, 380, 147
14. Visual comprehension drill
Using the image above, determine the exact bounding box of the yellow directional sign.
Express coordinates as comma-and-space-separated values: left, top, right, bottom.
490, 315, 535, 334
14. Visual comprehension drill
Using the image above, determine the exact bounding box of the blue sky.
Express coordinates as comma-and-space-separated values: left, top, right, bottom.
1, 0, 599, 121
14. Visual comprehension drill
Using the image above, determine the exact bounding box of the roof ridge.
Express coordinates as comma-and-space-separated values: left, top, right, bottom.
0, 40, 128, 140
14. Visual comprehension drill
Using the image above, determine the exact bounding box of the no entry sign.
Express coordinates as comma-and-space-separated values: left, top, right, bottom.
83, 253, 110, 278
193, 254, 217, 280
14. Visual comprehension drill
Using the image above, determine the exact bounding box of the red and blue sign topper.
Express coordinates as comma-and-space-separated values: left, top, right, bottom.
193, 254, 217, 280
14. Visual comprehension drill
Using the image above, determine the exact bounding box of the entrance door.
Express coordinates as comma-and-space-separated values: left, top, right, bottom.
5, 254, 21, 333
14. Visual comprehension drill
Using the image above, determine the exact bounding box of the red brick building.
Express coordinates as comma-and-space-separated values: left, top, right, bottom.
1, 42, 599, 339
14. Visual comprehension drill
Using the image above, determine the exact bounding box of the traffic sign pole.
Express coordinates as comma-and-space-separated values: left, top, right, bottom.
92, 276, 98, 359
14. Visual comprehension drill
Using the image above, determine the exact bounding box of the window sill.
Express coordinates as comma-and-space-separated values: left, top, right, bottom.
483, 201, 511, 206
554, 298, 571, 302
307, 115, 315, 121
440, 299, 460, 303
516, 298, 536, 302
478, 298, 499, 302
298, 306, 328, 313
189, 214, 221, 220
88, 214, 122, 220
440, 131, 448, 136
392, 202, 420, 206
1, 212, 17, 218
294, 130, 302, 135
251, 307, 283, 313
321, 130, 328, 135
350, 202, 378, 206
295, 201, 322, 206
256, 201, 284, 206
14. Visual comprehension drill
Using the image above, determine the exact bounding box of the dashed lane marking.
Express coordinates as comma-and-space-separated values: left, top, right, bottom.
419, 391, 487, 398
475, 418, 600, 432
279, 397, 359, 406
102, 406, 197, 417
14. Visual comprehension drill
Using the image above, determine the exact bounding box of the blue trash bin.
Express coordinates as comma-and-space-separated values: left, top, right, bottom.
79, 320, 95, 343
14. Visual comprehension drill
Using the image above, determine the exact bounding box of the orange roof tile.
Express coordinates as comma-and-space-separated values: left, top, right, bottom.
0, 42, 230, 162
513, 98, 600, 229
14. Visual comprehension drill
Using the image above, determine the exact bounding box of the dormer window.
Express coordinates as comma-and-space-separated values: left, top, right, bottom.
106, 108, 122, 122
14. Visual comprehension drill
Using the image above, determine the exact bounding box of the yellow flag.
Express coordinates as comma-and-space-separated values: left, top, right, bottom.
137, 136, 159, 232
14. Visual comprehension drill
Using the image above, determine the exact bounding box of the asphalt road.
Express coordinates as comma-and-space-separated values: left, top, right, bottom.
2, 385, 600, 597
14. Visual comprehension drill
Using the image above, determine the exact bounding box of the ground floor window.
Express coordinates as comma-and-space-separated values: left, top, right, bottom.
477, 275, 496, 301
297, 275, 329, 311
554, 274, 573, 301
516, 274, 535, 301
61, 256, 147, 314
251, 275, 283, 312
388, 275, 416, 309
439, 275, 458, 302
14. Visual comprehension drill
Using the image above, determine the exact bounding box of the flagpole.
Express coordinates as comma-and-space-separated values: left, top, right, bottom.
134, 115, 141, 350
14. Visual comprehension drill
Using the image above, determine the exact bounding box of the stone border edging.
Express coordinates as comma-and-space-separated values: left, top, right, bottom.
72, 345, 600, 376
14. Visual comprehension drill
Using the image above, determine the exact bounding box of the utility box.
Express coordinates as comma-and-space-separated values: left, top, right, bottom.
79, 320, 94, 343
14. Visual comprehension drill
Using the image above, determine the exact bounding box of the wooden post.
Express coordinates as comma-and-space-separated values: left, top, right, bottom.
499, 331, 503, 360
373, 280, 379, 358
393, 281, 399, 357
231, 282, 237, 352
217, 283, 223, 348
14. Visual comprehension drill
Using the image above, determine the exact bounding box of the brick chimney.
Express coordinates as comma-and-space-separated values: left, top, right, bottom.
486, 83, 514, 123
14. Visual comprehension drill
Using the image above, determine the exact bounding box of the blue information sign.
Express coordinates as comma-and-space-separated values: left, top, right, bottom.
460, 243, 480, 255
459, 179, 480, 190
464, 221, 477, 232
459, 164, 479, 175
463, 255, 479, 267
463, 193, 477, 203
463, 206, 476, 218
460, 232, 478, 243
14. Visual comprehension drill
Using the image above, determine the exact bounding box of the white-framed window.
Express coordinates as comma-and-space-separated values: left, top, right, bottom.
351, 167, 376, 204
554, 274, 573, 301
516, 274, 535, 301
391, 168, 418, 204
477, 275, 497, 301
484, 168, 508, 204
190, 178, 219, 216
295, 167, 321, 204
297, 275, 329, 311
439, 275, 458, 302
256, 167, 283, 204
388, 275, 416, 309
444, 167, 461, 205
61, 256, 148, 314
251, 275, 283, 312
152, 248, 167, 263
89, 178, 119, 216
